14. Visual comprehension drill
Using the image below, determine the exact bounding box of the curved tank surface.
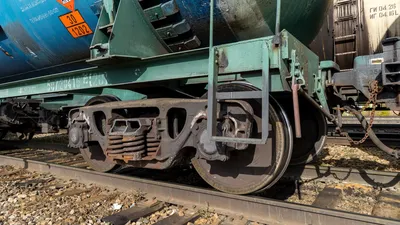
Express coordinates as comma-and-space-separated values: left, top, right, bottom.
0, 0, 330, 81
0, 0, 101, 80
169, 0, 331, 48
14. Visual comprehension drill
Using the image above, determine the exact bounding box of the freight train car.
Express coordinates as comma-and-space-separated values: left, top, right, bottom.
311, 0, 400, 70
0, 0, 398, 195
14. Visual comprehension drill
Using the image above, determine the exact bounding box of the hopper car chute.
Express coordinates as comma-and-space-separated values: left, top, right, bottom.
0, 0, 398, 195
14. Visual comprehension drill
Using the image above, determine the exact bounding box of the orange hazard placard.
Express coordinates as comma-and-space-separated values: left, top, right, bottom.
59, 11, 85, 28
67, 23, 93, 38
57, 0, 75, 11
59, 10, 93, 39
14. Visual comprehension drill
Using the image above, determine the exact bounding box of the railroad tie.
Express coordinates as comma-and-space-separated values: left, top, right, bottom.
219, 216, 250, 225
312, 186, 343, 209
15, 177, 54, 187
27, 154, 64, 162
0, 168, 23, 177
152, 210, 200, 225
372, 191, 400, 220
101, 200, 164, 225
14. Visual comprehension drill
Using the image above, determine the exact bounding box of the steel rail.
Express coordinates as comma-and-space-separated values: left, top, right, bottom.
286, 165, 400, 189
1, 141, 399, 189
0, 155, 399, 225
329, 116, 400, 125
0, 140, 79, 154
326, 136, 400, 146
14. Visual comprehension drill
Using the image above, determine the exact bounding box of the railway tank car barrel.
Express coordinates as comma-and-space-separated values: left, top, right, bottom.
0, 0, 331, 81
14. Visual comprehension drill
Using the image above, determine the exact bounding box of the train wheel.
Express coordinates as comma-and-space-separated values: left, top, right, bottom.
192, 82, 293, 195
273, 94, 328, 165
79, 95, 121, 173
0, 130, 7, 140
17, 132, 35, 141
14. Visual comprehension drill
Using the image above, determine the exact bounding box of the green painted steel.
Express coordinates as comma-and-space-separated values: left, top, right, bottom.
38, 94, 94, 111
89, 0, 170, 62
207, 0, 273, 145
316, 60, 341, 111
0, 31, 319, 101
33, 89, 145, 111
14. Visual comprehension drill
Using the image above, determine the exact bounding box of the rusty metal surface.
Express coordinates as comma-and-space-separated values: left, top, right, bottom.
291, 84, 302, 138
71, 98, 209, 169
0, 155, 399, 225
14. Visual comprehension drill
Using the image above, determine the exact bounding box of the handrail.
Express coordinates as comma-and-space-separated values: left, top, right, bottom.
274, 0, 282, 44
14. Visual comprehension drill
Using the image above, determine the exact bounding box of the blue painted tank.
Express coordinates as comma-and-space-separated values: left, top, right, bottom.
0, 0, 101, 80
0, 0, 330, 82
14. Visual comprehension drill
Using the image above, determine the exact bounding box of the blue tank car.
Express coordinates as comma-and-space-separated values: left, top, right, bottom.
0, 0, 329, 81
0, 0, 102, 81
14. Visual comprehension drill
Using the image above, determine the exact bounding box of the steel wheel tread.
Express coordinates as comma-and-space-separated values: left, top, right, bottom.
0, 130, 7, 140
78, 95, 121, 173
273, 95, 328, 165
192, 82, 293, 195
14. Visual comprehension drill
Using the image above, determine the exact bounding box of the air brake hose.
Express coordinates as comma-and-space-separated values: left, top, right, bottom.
344, 106, 400, 159
299, 89, 400, 158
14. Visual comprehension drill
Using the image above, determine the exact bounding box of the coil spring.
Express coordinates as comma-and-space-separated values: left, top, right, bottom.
147, 137, 161, 153
107, 135, 161, 158
107, 135, 145, 154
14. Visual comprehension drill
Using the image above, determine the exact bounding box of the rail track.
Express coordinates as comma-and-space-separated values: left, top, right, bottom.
327, 116, 400, 146
1, 154, 400, 225
0, 141, 399, 224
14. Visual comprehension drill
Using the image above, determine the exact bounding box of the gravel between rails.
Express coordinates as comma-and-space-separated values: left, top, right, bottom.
0, 165, 246, 225
0, 165, 141, 225
317, 144, 400, 172
1, 134, 400, 224
1, 156, 400, 225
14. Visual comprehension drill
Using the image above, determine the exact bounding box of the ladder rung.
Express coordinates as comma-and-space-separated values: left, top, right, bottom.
336, 15, 356, 22
211, 137, 267, 145
336, 51, 357, 56
385, 72, 400, 76
217, 91, 262, 100
99, 23, 114, 31
335, 34, 356, 43
335, 0, 356, 6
